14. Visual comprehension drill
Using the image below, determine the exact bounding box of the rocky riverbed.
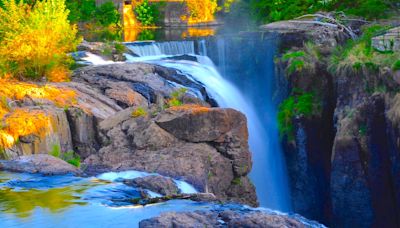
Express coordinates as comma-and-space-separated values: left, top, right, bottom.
0, 60, 327, 227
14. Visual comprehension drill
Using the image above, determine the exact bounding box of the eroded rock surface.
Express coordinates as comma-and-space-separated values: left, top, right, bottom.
0, 155, 80, 175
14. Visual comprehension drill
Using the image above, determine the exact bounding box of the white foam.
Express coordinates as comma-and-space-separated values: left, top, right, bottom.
82, 52, 115, 65
97, 170, 150, 182
97, 171, 198, 194
174, 180, 198, 194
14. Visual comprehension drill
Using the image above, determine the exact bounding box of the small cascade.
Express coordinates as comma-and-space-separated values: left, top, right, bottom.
126, 41, 195, 57
97, 170, 198, 194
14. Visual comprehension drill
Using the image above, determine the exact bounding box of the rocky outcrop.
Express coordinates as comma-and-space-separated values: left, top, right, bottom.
3, 106, 74, 159
139, 209, 308, 228
124, 175, 180, 196
0, 62, 257, 207
0, 155, 80, 175
85, 106, 257, 206
261, 20, 351, 52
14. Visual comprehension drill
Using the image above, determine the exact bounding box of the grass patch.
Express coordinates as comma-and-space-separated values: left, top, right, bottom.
166, 88, 188, 108
329, 25, 399, 75
281, 42, 321, 75
50, 145, 81, 168
132, 107, 147, 118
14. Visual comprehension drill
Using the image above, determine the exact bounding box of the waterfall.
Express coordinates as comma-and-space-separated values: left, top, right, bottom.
124, 36, 292, 212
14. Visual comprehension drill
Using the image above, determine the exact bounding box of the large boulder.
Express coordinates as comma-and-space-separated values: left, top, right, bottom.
0, 155, 80, 175
124, 175, 180, 196
156, 107, 252, 176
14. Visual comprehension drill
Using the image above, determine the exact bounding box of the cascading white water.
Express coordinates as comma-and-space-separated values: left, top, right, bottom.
125, 39, 291, 212
126, 41, 195, 57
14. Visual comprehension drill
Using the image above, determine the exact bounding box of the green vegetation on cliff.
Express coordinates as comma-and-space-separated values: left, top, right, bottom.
329, 25, 400, 75
278, 91, 321, 141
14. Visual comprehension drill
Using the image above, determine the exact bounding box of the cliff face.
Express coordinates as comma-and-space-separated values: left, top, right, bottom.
268, 21, 400, 227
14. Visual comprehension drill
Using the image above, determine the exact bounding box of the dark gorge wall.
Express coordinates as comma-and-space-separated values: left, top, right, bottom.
272, 24, 400, 227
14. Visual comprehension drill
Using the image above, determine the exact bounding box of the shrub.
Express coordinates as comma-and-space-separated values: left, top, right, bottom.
66, 0, 96, 23
132, 107, 147, 118
95, 1, 120, 26
66, 0, 119, 26
135, 0, 159, 26
63, 151, 81, 167
50, 144, 61, 158
185, 0, 218, 24
278, 91, 321, 140
0, 0, 80, 81
114, 42, 126, 54
393, 60, 400, 71
250, 0, 396, 23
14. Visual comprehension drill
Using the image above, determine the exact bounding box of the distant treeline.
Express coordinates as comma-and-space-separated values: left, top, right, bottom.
224, 0, 399, 23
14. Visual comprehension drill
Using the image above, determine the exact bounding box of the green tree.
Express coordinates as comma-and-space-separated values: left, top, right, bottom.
95, 1, 120, 26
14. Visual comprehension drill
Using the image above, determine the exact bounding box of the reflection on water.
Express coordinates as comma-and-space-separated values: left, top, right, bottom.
79, 24, 217, 42
80, 27, 123, 42
124, 27, 217, 42
0, 187, 86, 218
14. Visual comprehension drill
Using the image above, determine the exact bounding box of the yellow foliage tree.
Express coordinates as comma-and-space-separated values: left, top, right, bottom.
185, 0, 218, 24
0, 0, 80, 81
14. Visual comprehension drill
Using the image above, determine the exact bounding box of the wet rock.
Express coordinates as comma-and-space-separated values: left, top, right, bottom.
124, 175, 180, 196
131, 193, 218, 206
0, 155, 80, 175
139, 210, 306, 228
